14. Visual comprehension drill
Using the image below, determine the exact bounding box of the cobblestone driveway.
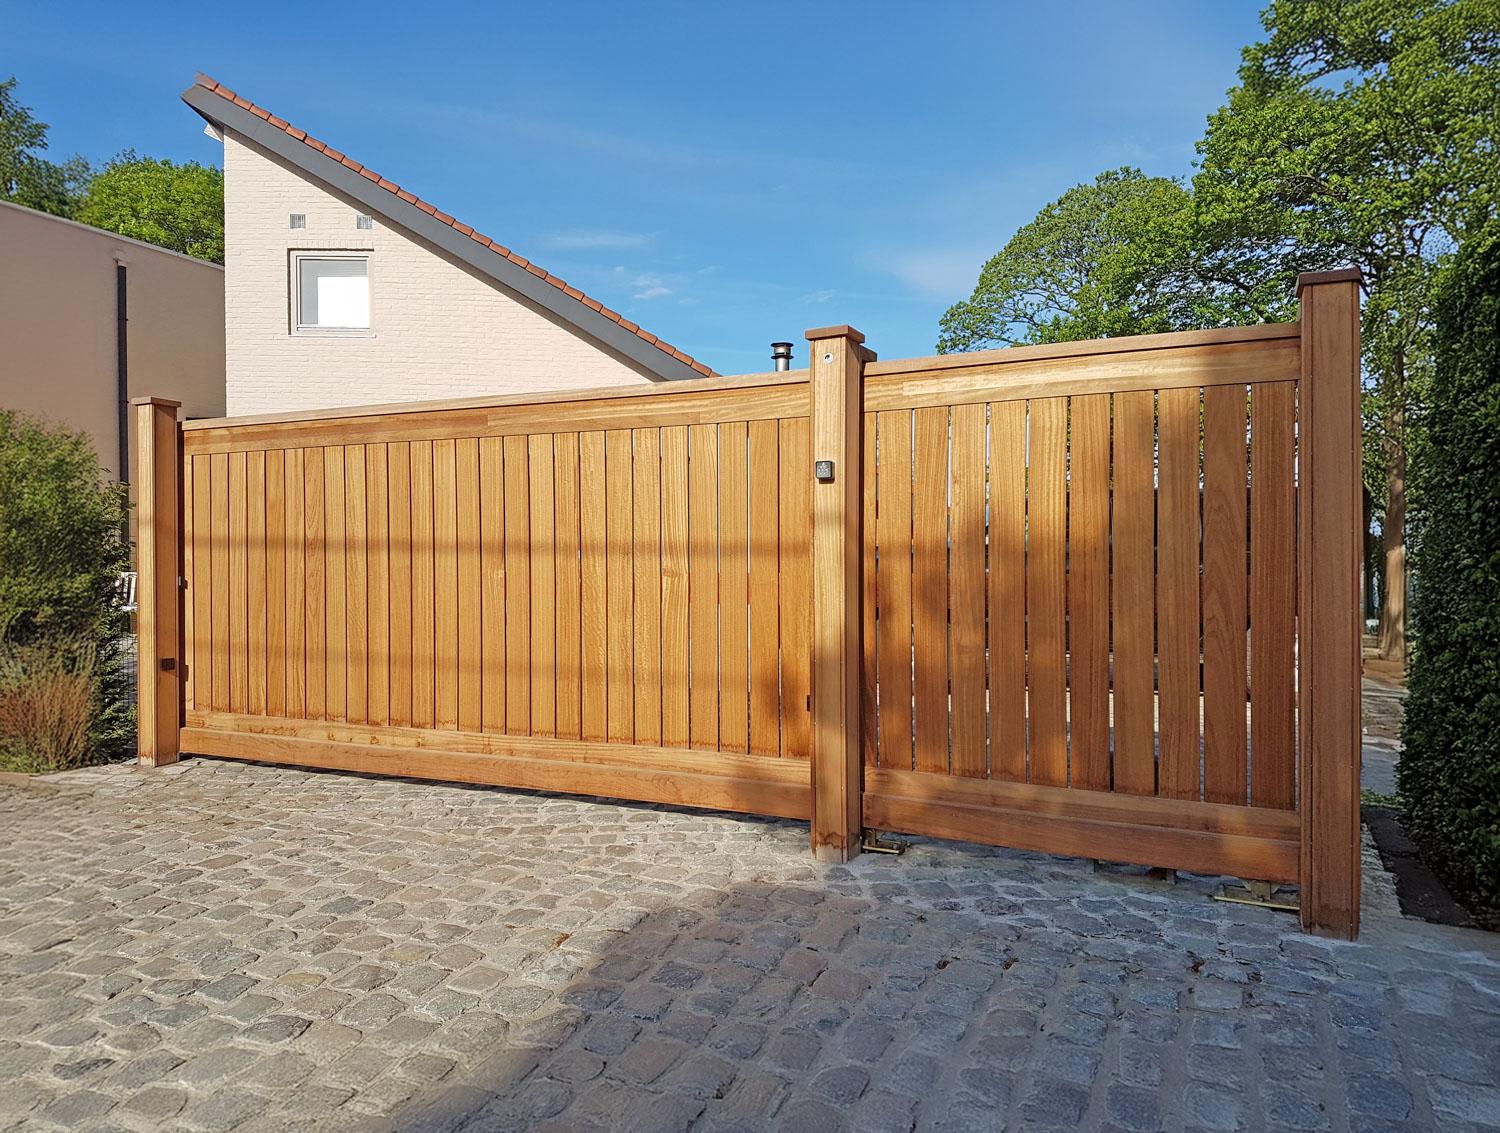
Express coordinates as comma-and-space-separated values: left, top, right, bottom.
2, 758, 1497, 1133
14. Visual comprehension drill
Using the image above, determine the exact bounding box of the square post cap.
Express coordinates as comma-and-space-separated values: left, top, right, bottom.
1296, 267, 1363, 295
129, 396, 184, 409
805, 325, 865, 344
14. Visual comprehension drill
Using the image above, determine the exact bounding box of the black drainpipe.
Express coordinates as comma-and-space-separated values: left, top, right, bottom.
116, 263, 128, 483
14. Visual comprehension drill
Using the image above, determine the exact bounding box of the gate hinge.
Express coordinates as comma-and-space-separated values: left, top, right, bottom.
861, 830, 906, 855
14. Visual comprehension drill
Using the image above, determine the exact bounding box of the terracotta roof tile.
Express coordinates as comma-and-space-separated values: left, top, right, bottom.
192, 73, 715, 378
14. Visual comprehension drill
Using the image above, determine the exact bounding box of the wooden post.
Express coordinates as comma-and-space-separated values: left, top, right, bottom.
807, 326, 867, 862
1295, 269, 1363, 938
133, 396, 183, 767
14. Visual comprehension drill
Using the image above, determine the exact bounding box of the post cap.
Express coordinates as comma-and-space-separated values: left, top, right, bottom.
129, 396, 184, 408
804, 325, 865, 344
1296, 267, 1363, 295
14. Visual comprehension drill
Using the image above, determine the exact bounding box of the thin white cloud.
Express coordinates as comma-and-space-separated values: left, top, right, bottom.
632, 273, 672, 300
872, 247, 987, 301
542, 229, 654, 251
800, 289, 837, 305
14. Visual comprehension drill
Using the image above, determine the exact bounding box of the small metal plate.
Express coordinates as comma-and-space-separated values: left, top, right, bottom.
1213, 881, 1300, 913
814, 460, 835, 482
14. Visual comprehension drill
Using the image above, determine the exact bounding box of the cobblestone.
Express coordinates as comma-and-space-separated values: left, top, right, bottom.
1, 756, 1498, 1131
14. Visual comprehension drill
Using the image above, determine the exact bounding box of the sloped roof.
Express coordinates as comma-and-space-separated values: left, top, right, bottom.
183, 74, 714, 381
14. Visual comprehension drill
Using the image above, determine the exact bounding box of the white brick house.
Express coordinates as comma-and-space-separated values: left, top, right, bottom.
184, 75, 715, 417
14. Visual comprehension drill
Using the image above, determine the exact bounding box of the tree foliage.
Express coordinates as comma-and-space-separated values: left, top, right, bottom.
1399, 232, 1500, 913
76, 151, 225, 263
0, 412, 134, 765
0, 75, 89, 217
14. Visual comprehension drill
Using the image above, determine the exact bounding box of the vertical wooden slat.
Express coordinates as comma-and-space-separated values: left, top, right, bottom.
132, 398, 181, 765
247, 451, 267, 718
660, 426, 690, 747
409, 440, 435, 730
911, 406, 950, 774
631, 429, 661, 745
747, 419, 781, 756
529, 434, 556, 737
718, 421, 750, 754
285, 448, 305, 719
874, 409, 912, 769
948, 403, 986, 777
554, 434, 583, 741
779, 416, 812, 759
1112, 392, 1156, 795
366, 444, 390, 728
228, 450, 248, 715
1069, 394, 1112, 791
432, 439, 459, 731
386, 443, 409, 728
1202, 386, 1250, 804
182, 454, 195, 715
1028, 397, 1068, 787
580, 432, 609, 742
1157, 386, 1202, 800
303, 448, 326, 720
687, 424, 719, 749
989, 401, 1026, 781
479, 437, 505, 733
861, 416, 878, 767
324, 447, 347, 722
503, 434, 531, 735
344, 445, 367, 724
1251, 383, 1297, 809
193, 455, 213, 713
265, 450, 286, 718
457, 438, 482, 733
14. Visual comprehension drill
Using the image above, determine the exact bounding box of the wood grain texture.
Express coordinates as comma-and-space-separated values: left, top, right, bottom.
432, 439, 458, 731
247, 451, 267, 718
503, 435, 531, 735
343, 445, 367, 725
1027, 397, 1067, 787
554, 434, 583, 741
947, 403, 986, 778
747, 419, 781, 756
265, 450, 286, 718
478, 437, 505, 734
660, 426, 690, 747
1069, 394, 1112, 791
1156, 386, 1201, 800
861, 415, 878, 767
632, 429, 662, 745
779, 417, 811, 759
528, 434, 556, 737
1202, 386, 1249, 805
718, 421, 750, 754
688, 424, 720, 749
409, 440, 435, 730
229, 450, 248, 715
1111, 392, 1156, 797
456, 438, 482, 733
988, 400, 1026, 782
911, 406, 950, 774
387, 442, 410, 728
605, 429, 633, 742
324, 447, 347, 723
874, 410, 913, 769
286, 449, 306, 719
367, 444, 391, 728
303, 449, 326, 721
1251, 383, 1296, 809
580, 432, 609, 742
193, 455, 213, 713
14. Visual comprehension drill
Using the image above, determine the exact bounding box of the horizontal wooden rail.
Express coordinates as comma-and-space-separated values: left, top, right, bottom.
182, 716, 810, 821
864, 768, 1300, 882
864, 336, 1298, 412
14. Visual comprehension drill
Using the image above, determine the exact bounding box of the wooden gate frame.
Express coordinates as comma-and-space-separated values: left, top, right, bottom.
136, 272, 1363, 938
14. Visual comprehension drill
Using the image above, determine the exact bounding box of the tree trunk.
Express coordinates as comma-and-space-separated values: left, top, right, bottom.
1377, 382, 1407, 664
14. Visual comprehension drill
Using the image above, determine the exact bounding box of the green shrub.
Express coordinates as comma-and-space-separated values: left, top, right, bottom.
1399, 233, 1500, 912
0, 411, 132, 768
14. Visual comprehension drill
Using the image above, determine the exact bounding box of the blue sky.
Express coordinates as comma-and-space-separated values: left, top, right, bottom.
9, 1, 1268, 373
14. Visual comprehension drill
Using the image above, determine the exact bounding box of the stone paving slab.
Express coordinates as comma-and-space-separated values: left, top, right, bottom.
0, 756, 1497, 1132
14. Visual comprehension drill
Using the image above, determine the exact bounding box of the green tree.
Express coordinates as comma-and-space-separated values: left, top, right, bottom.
0, 76, 89, 217
76, 151, 225, 263
1195, 0, 1500, 660
0, 412, 133, 765
1399, 232, 1500, 913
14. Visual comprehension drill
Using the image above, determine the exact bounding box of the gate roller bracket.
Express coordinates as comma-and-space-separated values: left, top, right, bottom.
861, 830, 907, 855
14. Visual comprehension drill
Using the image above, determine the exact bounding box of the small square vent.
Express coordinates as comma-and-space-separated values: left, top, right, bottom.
289, 213, 306, 229
356, 214, 374, 230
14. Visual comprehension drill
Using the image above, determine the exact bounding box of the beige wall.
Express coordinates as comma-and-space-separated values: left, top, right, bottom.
223, 132, 656, 416
0, 200, 225, 480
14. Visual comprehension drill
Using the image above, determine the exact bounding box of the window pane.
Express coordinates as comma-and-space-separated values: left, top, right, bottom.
298, 258, 369, 328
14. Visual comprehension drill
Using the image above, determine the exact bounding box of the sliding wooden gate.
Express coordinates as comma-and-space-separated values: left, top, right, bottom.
135, 271, 1362, 936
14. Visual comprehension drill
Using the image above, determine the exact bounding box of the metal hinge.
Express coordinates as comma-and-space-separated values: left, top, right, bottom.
861, 830, 906, 855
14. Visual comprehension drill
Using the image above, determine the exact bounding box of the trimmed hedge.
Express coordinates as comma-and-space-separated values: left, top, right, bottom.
1399, 233, 1500, 912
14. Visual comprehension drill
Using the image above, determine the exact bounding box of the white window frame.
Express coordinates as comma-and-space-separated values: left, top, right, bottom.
289, 251, 373, 337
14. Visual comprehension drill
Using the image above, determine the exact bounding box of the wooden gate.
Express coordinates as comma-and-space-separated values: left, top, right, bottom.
135, 270, 1362, 936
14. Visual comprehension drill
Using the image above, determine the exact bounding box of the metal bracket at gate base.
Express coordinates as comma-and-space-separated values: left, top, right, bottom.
861, 830, 906, 855
1213, 879, 1299, 913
